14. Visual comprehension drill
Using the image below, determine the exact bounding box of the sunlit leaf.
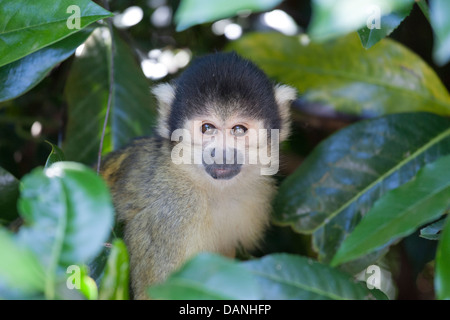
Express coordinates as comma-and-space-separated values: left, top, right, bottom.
0, 228, 45, 296
0, 0, 112, 67
17, 162, 114, 298
430, 0, 450, 66
175, 0, 282, 31
0, 28, 93, 102
308, 0, 415, 42
228, 33, 450, 116
99, 239, 129, 300
357, 2, 413, 49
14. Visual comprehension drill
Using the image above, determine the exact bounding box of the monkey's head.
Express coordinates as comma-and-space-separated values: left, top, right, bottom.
152, 52, 296, 184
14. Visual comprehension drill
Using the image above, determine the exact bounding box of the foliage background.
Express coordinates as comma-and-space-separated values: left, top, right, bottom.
0, 0, 449, 300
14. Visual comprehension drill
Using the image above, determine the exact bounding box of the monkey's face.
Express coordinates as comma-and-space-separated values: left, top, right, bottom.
170, 113, 278, 182
152, 53, 296, 185
198, 115, 259, 181
200, 119, 244, 180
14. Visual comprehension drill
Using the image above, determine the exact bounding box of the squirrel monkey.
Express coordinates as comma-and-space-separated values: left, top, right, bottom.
101, 52, 296, 299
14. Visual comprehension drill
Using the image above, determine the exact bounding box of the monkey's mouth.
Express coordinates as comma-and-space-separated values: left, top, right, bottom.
204, 164, 241, 180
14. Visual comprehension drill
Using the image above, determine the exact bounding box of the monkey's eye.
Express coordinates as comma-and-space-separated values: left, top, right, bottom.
201, 123, 218, 135
231, 125, 248, 137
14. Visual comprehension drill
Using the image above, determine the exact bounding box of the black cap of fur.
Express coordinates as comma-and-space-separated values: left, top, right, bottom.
169, 52, 281, 132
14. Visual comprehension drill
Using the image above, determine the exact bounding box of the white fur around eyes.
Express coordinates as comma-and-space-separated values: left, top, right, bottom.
152, 82, 296, 142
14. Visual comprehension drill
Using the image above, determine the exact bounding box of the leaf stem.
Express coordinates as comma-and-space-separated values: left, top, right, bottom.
97, 0, 115, 175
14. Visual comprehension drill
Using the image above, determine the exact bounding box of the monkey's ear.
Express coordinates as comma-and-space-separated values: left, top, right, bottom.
152, 83, 176, 139
274, 84, 296, 142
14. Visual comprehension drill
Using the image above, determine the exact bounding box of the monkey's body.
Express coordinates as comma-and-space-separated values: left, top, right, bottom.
101, 52, 296, 299
102, 137, 275, 299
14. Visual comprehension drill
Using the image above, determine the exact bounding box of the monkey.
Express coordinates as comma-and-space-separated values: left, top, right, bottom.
100, 52, 296, 299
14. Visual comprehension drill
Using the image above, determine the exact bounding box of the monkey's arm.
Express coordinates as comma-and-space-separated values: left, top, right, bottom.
101, 138, 207, 299
124, 180, 208, 299
124, 206, 193, 299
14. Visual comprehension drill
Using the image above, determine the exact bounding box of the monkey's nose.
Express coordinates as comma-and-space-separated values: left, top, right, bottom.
204, 148, 242, 180
210, 148, 239, 165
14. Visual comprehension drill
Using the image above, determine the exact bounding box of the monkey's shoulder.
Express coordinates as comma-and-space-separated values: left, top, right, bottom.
100, 136, 184, 221
101, 136, 169, 181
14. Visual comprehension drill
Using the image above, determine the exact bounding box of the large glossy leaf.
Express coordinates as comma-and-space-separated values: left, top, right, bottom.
243, 254, 385, 300
175, 0, 282, 31
0, 28, 93, 102
63, 27, 157, 164
149, 253, 385, 300
430, 0, 450, 66
99, 239, 129, 300
435, 213, 450, 299
0, 228, 45, 296
148, 253, 261, 300
16, 162, 114, 298
357, 2, 414, 49
331, 154, 450, 266
308, 0, 415, 42
0, 0, 112, 67
228, 33, 450, 116
0, 167, 20, 224
274, 113, 450, 268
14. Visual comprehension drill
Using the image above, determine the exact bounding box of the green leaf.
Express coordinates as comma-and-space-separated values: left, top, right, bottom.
436, 213, 450, 299
63, 27, 157, 164
16, 161, 114, 299
420, 216, 447, 240
45, 141, 66, 169
0, 167, 20, 224
228, 33, 450, 116
0, 228, 45, 295
273, 113, 450, 267
243, 254, 385, 300
308, 0, 415, 42
357, 2, 413, 49
0, 0, 112, 67
148, 254, 261, 300
79, 265, 99, 300
149, 253, 386, 300
430, 0, 450, 66
0, 27, 93, 102
416, 0, 430, 23
331, 154, 450, 266
99, 239, 130, 300
175, 0, 282, 31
